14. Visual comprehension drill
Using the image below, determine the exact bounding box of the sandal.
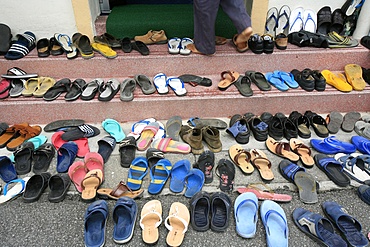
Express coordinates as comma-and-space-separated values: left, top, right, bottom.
97, 180, 144, 200
4, 32, 36, 60
265, 137, 299, 162
250, 149, 274, 181
194, 150, 214, 184
215, 159, 235, 192
218, 70, 240, 90
140, 200, 162, 245
228, 144, 254, 174
289, 138, 314, 167
237, 183, 292, 202
304, 111, 329, 138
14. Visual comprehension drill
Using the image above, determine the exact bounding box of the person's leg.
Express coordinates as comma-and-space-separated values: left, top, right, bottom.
192, 0, 220, 55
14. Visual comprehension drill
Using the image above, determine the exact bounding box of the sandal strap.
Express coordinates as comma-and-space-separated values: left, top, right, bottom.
110, 180, 133, 197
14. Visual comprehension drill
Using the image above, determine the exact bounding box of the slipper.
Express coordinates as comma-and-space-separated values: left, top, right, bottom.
0, 87, 9, 99
187, 117, 228, 129
276, 5, 291, 35
314, 154, 351, 187
0, 177, 30, 204
64, 79, 86, 101
134, 74, 156, 95
84, 152, 104, 174
81, 169, 103, 201
250, 149, 274, 181
0, 78, 10, 94
4, 31, 36, 60
166, 116, 182, 141
317, 6, 332, 35
234, 76, 253, 97
273, 70, 299, 88
0, 23, 12, 54
304, 110, 329, 138
36, 39, 49, 57
289, 7, 304, 33
1, 67, 38, 80
358, 184, 370, 205
180, 37, 194, 55
84, 200, 109, 247
14, 142, 34, 175
245, 71, 271, 91
292, 208, 347, 247
351, 135, 370, 155
151, 137, 191, 154
189, 191, 210, 231
148, 159, 172, 195
140, 200, 162, 245
102, 118, 125, 142
168, 37, 181, 54
68, 161, 87, 193
184, 168, 204, 198
194, 150, 214, 184
22, 77, 40, 97
97, 180, 144, 200
137, 122, 159, 151
237, 183, 292, 202
146, 148, 165, 168
265, 72, 289, 91
112, 197, 138, 244
9, 79, 26, 98
0, 123, 27, 149
218, 70, 240, 90
326, 111, 343, 134
153, 72, 168, 94
44, 119, 85, 132
23, 172, 51, 203
119, 136, 137, 168
169, 159, 191, 193
0, 156, 17, 183
234, 192, 258, 238
327, 31, 359, 48
355, 121, 370, 139
311, 136, 356, 154
265, 7, 278, 36
289, 138, 314, 167
132, 40, 150, 55
48, 173, 71, 202
279, 160, 318, 204
94, 33, 121, 48
0, 122, 9, 136
72, 32, 94, 59
54, 33, 73, 52
57, 141, 78, 173
81, 78, 104, 101
91, 42, 117, 59
119, 78, 136, 102
52, 131, 90, 158
342, 111, 361, 132
127, 117, 156, 140
321, 70, 352, 92
335, 153, 370, 183
215, 159, 235, 192
33, 77, 56, 98
165, 202, 190, 246
260, 200, 288, 247
303, 9, 317, 33
322, 201, 369, 247
344, 64, 366, 91
43, 78, 71, 101
127, 157, 148, 190
229, 144, 254, 174
61, 124, 100, 141
210, 192, 232, 232
32, 143, 55, 174
265, 137, 299, 162
167, 77, 187, 96
341, 0, 365, 16
178, 74, 212, 87
330, 9, 345, 34
98, 79, 120, 101
97, 136, 116, 163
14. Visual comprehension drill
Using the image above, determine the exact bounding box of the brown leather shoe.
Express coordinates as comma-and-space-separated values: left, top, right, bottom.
202, 126, 222, 153
6, 124, 42, 151
180, 125, 204, 154
134, 30, 168, 45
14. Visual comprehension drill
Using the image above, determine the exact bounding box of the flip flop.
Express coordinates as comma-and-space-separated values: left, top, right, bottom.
279, 160, 318, 204
276, 5, 291, 35
102, 118, 125, 142
165, 202, 190, 247
178, 74, 212, 87
218, 70, 240, 90
148, 159, 172, 195
44, 119, 85, 132
91, 42, 117, 59
344, 64, 366, 91
303, 9, 317, 33
265, 7, 278, 36
229, 144, 254, 174
120, 78, 136, 102
289, 138, 314, 168
355, 121, 370, 139
165, 116, 182, 141
237, 183, 292, 202
33, 77, 56, 98
68, 161, 87, 193
179, 37, 194, 55
81, 169, 103, 201
140, 200, 162, 244
184, 168, 204, 198
72, 32, 94, 59
22, 77, 40, 97
167, 77, 187, 96
265, 137, 299, 162
265, 72, 289, 91
98, 79, 120, 101
0, 177, 30, 204
342, 111, 361, 132
134, 74, 156, 95
168, 37, 181, 54
151, 137, 191, 154
250, 149, 274, 181
97, 180, 144, 200
14, 142, 34, 175
321, 70, 352, 92
326, 111, 343, 134
234, 192, 258, 238
314, 154, 351, 187
215, 159, 235, 192
245, 71, 271, 91
128, 118, 156, 140
81, 79, 104, 101
169, 159, 191, 193
127, 157, 148, 190
153, 72, 168, 94
289, 7, 304, 33
137, 122, 159, 151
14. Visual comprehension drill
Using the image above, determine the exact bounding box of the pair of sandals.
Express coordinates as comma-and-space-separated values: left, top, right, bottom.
153, 72, 187, 96
43, 78, 87, 101
168, 37, 194, 55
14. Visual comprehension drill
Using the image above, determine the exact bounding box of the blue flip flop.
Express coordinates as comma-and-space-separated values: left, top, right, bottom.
184, 168, 204, 198
127, 157, 148, 190
292, 207, 347, 247
322, 201, 369, 247
84, 200, 109, 247
0, 156, 17, 183
169, 159, 190, 193
148, 159, 172, 195
265, 72, 289, 91
311, 136, 357, 154
57, 141, 78, 173
102, 118, 125, 142
112, 197, 138, 244
273, 70, 299, 88
351, 135, 370, 155
234, 192, 258, 238
260, 200, 288, 247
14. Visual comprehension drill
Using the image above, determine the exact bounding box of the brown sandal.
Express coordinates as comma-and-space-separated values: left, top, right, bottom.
265, 137, 300, 162
250, 149, 274, 181
228, 144, 254, 174
289, 138, 314, 167
218, 70, 240, 89
97, 180, 144, 200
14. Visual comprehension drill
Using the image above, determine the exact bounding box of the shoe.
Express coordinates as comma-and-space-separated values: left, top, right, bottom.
210, 192, 231, 232
268, 115, 284, 141
290, 69, 315, 91
262, 34, 274, 54
311, 136, 356, 154
180, 126, 204, 155
134, 30, 168, 45
226, 115, 251, 144
283, 117, 298, 140
249, 116, 268, 141
202, 126, 222, 153
248, 34, 264, 54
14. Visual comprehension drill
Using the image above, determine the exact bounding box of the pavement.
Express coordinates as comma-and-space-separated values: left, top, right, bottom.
0, 115, 369, 247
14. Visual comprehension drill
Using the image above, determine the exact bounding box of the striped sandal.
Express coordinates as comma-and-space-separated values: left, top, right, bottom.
5, 31, 36, 60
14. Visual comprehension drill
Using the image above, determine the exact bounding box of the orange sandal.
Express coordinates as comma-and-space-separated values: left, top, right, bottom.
218, 70, 240, 90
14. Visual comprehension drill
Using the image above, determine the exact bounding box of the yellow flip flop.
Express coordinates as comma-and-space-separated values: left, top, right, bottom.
22, 77, 40, 97
344, 64, 366, 91
91, 42, 117, 59
33, 77, 56, 97
321, 69, 352, 92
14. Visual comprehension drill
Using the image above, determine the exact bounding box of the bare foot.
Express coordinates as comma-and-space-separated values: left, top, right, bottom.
233, 27, 253, 52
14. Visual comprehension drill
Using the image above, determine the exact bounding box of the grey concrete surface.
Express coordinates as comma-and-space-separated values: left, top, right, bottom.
0, 115, 369, 247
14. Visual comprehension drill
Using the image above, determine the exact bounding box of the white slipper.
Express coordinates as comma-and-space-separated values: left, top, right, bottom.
179, 38, 194, 55
168, 37, 181, 54
265, 7, 278, 36
167, 77, 187, 96
303, 9, 317, 33
154, 121, 166, 140
0, 177, 30, 204
127, 118, 156, 140
335, 153, 370, 183
153, 73, 168, 94
54, 33, 73, 52
289, 7, 304, 33
276, 5, 291, 35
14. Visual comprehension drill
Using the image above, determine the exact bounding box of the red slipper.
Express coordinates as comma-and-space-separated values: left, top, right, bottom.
68, 161, 87, 193
52, 131, 90, 157
0, 78, 11, 94
237, 183, 292, 202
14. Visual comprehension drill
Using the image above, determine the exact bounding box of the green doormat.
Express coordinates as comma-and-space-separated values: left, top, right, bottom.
106, 4, 237, 39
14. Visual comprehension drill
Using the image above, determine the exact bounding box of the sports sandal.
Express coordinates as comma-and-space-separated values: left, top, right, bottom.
229, 144, 254, 174
250, 149, 274, 181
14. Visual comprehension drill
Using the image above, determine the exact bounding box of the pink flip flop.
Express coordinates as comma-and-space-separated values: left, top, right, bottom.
237, 183, 292, 202
68, 161, 87, 192
151, 137, 191, 154
84, 152, 104, 179
137, 122, 159, 151
52, 131, 90, 157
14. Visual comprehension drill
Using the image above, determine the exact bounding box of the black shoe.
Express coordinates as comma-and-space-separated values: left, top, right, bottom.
311, 70, 326, 91
361, 36, 370, 50
283, 118, 298, 140
249, 116, 268, 141
248, 34, 263, 54
362, 67, 370, 84
260, 112, 273, 125
289, 111, 311, 139
210, 192, 231, 232
262, 34, 274, 54
291, 69, 315, 91
190, 191, 211, 231
268, 115, 284, 141
227, 114, 251, 144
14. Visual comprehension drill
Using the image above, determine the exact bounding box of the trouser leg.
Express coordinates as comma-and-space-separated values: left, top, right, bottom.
220, 0, 252, 33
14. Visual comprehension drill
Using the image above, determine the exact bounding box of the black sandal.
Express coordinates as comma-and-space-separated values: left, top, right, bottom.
304, 110, 329, 137
194, 150, 215, 184
215, 159, 235, 192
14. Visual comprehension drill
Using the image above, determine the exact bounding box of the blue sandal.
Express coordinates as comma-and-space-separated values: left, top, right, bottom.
148, 159, 172, 195
127, 157, 148, 190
